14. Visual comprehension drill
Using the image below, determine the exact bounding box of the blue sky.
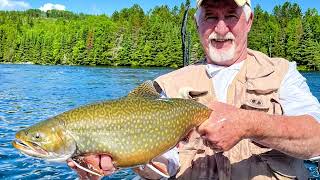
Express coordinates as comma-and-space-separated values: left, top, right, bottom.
0, 0, 319, 15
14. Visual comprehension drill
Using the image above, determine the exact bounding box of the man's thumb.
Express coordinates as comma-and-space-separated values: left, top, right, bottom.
197, 119, 210, 135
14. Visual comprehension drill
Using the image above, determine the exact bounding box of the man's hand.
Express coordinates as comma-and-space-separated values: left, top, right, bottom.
67, 154, 171, 180
197, 101, 252, 151
67, 155, 116, 180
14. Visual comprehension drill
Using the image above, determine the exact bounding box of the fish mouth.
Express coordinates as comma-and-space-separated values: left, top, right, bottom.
13, 139, 49, 157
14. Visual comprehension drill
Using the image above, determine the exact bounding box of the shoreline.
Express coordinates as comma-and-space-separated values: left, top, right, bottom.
0, 62, 318, 72
0, 62, 175, 70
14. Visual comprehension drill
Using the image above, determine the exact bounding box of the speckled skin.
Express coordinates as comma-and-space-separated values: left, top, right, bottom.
14, 81, 212, 168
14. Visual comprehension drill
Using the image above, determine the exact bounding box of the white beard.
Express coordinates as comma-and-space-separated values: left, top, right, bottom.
208, 41, 236, 64
207, 32, 236, 64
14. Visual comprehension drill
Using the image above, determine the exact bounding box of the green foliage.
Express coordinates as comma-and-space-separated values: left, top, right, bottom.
0, 3, 200, 67
0, 2, 320, 70
249, 3, 320, 71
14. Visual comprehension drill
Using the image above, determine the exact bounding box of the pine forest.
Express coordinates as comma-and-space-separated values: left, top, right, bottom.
0, 2, 320, 70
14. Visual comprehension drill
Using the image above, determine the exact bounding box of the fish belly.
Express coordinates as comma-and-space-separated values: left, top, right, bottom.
63, 97, 211, 167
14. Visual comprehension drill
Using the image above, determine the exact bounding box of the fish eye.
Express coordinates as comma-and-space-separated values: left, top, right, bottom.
35, 132, 41, 139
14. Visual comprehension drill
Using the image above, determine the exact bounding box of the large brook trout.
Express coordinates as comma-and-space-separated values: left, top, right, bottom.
12, 81, 211, 177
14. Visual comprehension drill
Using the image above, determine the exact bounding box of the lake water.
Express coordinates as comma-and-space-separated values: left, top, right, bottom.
0, 64, 319, 179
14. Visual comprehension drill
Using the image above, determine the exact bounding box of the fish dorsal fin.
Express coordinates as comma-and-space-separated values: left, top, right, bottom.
128, 80, 161, 98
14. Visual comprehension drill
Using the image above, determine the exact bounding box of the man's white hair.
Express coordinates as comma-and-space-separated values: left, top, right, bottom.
195, 4, 252, 25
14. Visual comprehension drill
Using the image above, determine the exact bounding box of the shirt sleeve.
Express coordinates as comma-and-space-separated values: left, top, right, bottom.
279, 62, 320, 123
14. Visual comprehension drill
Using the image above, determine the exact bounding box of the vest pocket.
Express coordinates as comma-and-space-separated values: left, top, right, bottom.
241, 92, 282, 114
241, 95, 270, 112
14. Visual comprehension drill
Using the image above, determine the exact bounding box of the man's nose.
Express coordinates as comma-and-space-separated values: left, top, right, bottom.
214, 19, 229, 36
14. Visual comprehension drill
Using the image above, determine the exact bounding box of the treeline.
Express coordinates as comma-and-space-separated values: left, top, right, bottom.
0, 2, 319, 70
249, 3, 320, 71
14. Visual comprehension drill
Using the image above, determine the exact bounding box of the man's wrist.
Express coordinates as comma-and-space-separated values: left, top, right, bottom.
240, 109, 264, 140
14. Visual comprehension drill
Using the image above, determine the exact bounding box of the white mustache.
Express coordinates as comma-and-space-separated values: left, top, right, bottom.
209, 32, 235, 41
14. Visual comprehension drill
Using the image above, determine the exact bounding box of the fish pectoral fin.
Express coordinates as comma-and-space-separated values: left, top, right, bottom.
146, 161, 170, 178
70, 157, 104, 177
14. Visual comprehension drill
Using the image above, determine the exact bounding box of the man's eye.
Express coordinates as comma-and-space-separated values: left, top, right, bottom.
226, 14, 238, 19
206, 16, 218, 21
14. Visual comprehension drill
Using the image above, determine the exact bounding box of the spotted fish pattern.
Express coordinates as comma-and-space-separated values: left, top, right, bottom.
13, 81, 212, 170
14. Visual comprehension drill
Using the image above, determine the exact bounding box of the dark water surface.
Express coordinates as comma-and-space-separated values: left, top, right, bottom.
0, 64, 319, 179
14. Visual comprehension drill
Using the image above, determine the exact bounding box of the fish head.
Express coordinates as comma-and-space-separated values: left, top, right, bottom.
13, 119, 76, 162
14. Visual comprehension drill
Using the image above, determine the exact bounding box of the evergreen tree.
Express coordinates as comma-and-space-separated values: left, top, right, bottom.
0, 3, 319, 70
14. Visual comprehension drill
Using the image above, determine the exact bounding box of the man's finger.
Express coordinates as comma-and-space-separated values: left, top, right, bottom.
197, 119, 210, 135
101, 155, 115, 171
67, 159, 76, 169
67, 162, 75, 168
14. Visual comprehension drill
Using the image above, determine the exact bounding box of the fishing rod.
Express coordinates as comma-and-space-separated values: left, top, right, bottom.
181, 4, 190, 67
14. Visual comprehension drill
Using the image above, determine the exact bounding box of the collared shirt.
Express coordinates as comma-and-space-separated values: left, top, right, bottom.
206, 61, 320, 122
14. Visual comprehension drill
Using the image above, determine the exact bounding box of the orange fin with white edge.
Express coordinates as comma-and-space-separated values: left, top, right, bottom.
146, 161, 170, 178
70, 157, 104, 177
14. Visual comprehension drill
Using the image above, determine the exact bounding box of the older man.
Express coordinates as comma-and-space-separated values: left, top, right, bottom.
68, 0, 320, 179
